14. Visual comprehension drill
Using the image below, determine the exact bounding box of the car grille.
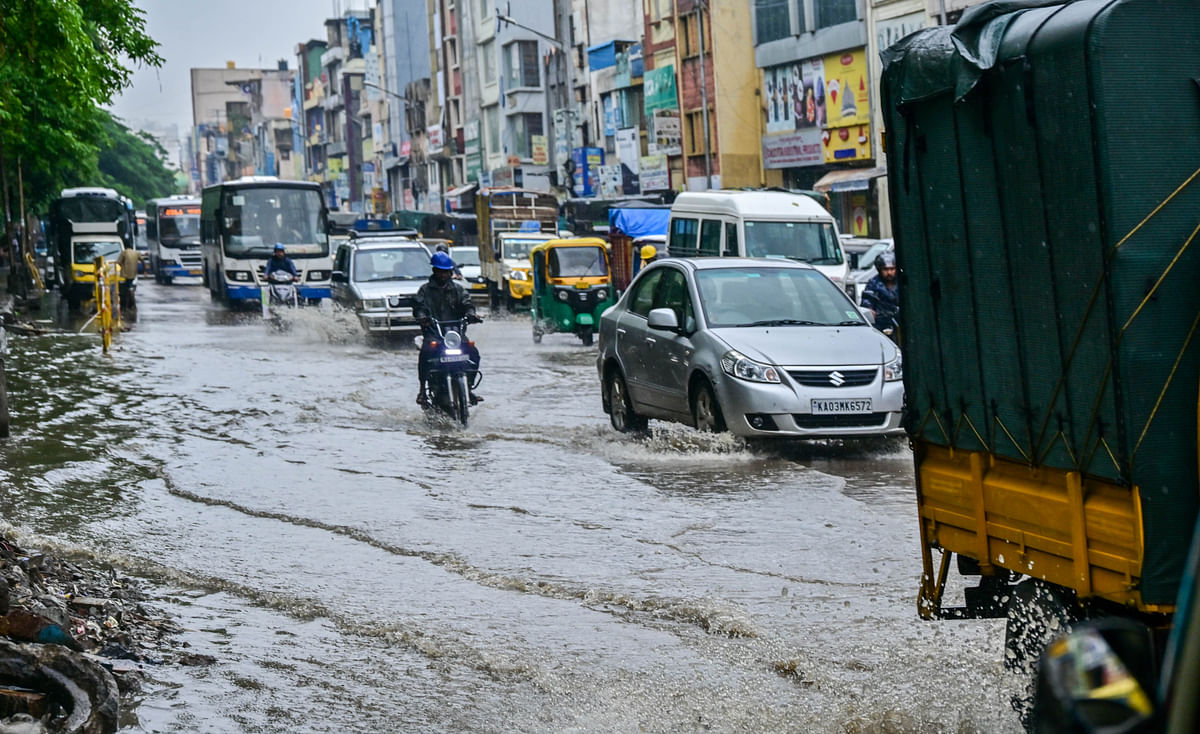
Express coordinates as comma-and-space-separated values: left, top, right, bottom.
793, 412, 889, 428
788, 368, 877, 387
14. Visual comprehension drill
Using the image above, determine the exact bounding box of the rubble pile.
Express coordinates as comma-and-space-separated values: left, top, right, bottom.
0, 536, 199, 733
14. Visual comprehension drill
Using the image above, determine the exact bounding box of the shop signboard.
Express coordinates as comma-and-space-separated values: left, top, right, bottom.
762, 128, 824, 169
615, 127, 640, 194
648, 113, 681, 156
765, 58, 826, 134
598, 165, 622, 198
822, 123, 872, 164
531, 135, 548, 166
643, 65, 678, 114
823, 48, 870, 128
571, 146, 604, 197
640, 154, 669, 191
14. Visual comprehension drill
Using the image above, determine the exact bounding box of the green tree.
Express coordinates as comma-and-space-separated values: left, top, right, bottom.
0, 0, 162, 237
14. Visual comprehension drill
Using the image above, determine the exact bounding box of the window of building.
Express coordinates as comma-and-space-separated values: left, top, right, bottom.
478, 0, 489, 20
504, 40, 540, 89
815, 0, 857, 29
648, 0, 671, 22
484, 105, 499, 155
685, 110, 709, 156
754, 0, 791, 43
680, 12, 701, 57
481, 40, 496, 84
508, 112, 543, 158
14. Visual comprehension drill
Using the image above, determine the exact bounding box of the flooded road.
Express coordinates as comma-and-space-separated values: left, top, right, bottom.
1, 281, 1022, 733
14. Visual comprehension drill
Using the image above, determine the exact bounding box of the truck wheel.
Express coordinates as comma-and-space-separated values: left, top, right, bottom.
1005, 579, 1081, 728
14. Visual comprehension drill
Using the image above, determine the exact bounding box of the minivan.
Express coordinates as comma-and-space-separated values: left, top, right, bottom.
666, 191, 847, 286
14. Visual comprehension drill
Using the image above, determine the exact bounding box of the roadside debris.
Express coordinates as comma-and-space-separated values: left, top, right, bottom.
0, 536, 195, 733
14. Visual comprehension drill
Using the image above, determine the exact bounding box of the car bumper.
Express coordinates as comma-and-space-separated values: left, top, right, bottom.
359, 309, 421, 333
508, 279, 532, 299
716, 371, 905, 438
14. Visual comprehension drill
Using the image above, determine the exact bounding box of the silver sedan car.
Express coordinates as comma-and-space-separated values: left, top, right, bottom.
597, 258, 904, 438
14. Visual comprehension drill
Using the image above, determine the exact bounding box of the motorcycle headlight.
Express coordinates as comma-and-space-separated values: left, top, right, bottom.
884, 352, 903, 382
510, 270, 528, 281
720, 350, 781, 383
444, 330, 463, 349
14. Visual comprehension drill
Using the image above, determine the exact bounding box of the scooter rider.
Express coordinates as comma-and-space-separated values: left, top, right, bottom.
265, 243, 298, 281
860, 250, 899, 338
414, 251, 483, 406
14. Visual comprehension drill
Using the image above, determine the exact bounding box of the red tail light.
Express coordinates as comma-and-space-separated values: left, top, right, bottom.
429, 340, 439, 348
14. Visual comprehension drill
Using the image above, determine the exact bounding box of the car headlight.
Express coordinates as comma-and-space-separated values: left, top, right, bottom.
720, 350, 781, 383
884, 352, 903, 382
359, 299, 386, 310
510, 270, 528, 281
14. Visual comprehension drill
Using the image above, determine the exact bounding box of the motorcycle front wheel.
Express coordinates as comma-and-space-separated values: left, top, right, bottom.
451, 373, 470, 427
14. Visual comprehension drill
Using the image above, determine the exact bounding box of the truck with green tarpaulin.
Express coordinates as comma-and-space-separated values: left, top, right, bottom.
881, 0, 1200, 718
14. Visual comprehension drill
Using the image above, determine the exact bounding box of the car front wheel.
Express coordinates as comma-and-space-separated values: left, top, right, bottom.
606, 370, 647, 433
692, 378, 727, 433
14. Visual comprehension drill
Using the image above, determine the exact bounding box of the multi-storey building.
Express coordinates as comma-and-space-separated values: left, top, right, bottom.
641, 0, 760, 193
190, 64, 296, 191
378, 0, 432, 212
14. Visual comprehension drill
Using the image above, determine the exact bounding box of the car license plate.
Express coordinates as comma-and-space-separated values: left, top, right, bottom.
441, 354, 470, 363
188, 269, 201, 275
470, 282, 486, 290
811, 398, 872, 414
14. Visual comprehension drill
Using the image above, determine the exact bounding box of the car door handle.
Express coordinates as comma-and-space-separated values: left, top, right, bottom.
644, 337, 657, 346
616, 328, 626, 335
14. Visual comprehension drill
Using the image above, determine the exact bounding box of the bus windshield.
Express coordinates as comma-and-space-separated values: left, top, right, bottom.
159, 214, 200, 242
743, 221, 842, 265
221, 187, 327, 257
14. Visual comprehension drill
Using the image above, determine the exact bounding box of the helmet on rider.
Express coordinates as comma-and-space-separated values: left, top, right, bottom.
435, 243, 450, 254
430, 252, 456, 271
640, 244, 658, 262
273, 242, 286, 253
874, 251, 896, 270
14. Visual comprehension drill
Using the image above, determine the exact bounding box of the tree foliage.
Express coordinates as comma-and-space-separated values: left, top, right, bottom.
0, 0, 164, 214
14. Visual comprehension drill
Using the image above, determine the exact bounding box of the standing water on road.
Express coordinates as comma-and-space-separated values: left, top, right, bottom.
0, 281, 1023, 732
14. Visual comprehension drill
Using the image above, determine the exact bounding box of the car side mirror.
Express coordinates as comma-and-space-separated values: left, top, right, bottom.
331, 270, 347, 283
849, 252, 860, 270
859, 305, 875, 326
647, 307, 680, 331
1034, 617, 1159, 734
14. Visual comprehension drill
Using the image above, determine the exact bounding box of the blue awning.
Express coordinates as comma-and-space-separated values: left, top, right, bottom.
587, 40, 634, 72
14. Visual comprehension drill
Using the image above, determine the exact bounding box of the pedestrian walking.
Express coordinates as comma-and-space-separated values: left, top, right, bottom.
117, 241, 140, 310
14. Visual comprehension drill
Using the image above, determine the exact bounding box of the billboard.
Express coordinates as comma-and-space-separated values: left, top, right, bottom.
765, 58, 825, 134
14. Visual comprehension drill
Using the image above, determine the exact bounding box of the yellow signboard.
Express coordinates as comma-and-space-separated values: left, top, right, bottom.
822, 123, 873, 164
532, 135, 548, 165
823, 48, 869, 128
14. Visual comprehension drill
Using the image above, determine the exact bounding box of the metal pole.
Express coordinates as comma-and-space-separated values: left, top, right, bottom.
697, 1, 712, 189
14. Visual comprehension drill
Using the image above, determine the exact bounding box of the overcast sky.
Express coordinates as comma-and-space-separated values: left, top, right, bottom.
109, 0, 374, 136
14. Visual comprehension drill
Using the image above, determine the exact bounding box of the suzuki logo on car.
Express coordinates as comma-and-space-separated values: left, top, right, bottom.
828, 371, 846, 386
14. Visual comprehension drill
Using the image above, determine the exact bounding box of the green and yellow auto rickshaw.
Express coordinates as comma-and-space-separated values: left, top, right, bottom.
529, 238, 616, 346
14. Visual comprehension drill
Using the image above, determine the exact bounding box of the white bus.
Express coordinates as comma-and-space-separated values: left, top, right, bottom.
666, 191, 848, 286
200, 177, 332, 307
146, 195, 202, 283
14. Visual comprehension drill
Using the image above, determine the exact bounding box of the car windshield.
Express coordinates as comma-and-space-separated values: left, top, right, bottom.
73, 240, 124, 264
695, 267, 865, 328
549, 246, 608, 277
451, 248, 480, 266
743, 221, 843, 265
354, 248, 429, 282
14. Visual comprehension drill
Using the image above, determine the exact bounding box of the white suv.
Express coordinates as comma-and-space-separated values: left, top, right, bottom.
331, 234, 431, 336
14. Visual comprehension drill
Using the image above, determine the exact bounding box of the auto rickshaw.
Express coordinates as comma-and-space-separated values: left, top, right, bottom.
529, 238, 616, 346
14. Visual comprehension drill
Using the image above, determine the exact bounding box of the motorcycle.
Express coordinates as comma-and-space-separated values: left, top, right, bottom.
420, 316, 482, 427
260, 269, 299, 320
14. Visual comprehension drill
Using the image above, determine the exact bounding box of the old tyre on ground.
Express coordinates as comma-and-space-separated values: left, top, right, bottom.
691, 378, 726, 433
605, 370, 647, 433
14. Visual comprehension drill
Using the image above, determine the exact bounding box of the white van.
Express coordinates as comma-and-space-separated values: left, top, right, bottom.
666, 191, 848, 285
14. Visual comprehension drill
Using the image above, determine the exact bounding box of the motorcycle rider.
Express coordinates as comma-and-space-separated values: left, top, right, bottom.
414, 251, 483, 407
432, 243, 463, 279
860, 250, 899, 338
264, 242, 298, 281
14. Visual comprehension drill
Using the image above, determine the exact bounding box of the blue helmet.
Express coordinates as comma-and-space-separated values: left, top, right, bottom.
430, 252, 455, 271
273, 242, 286, 252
